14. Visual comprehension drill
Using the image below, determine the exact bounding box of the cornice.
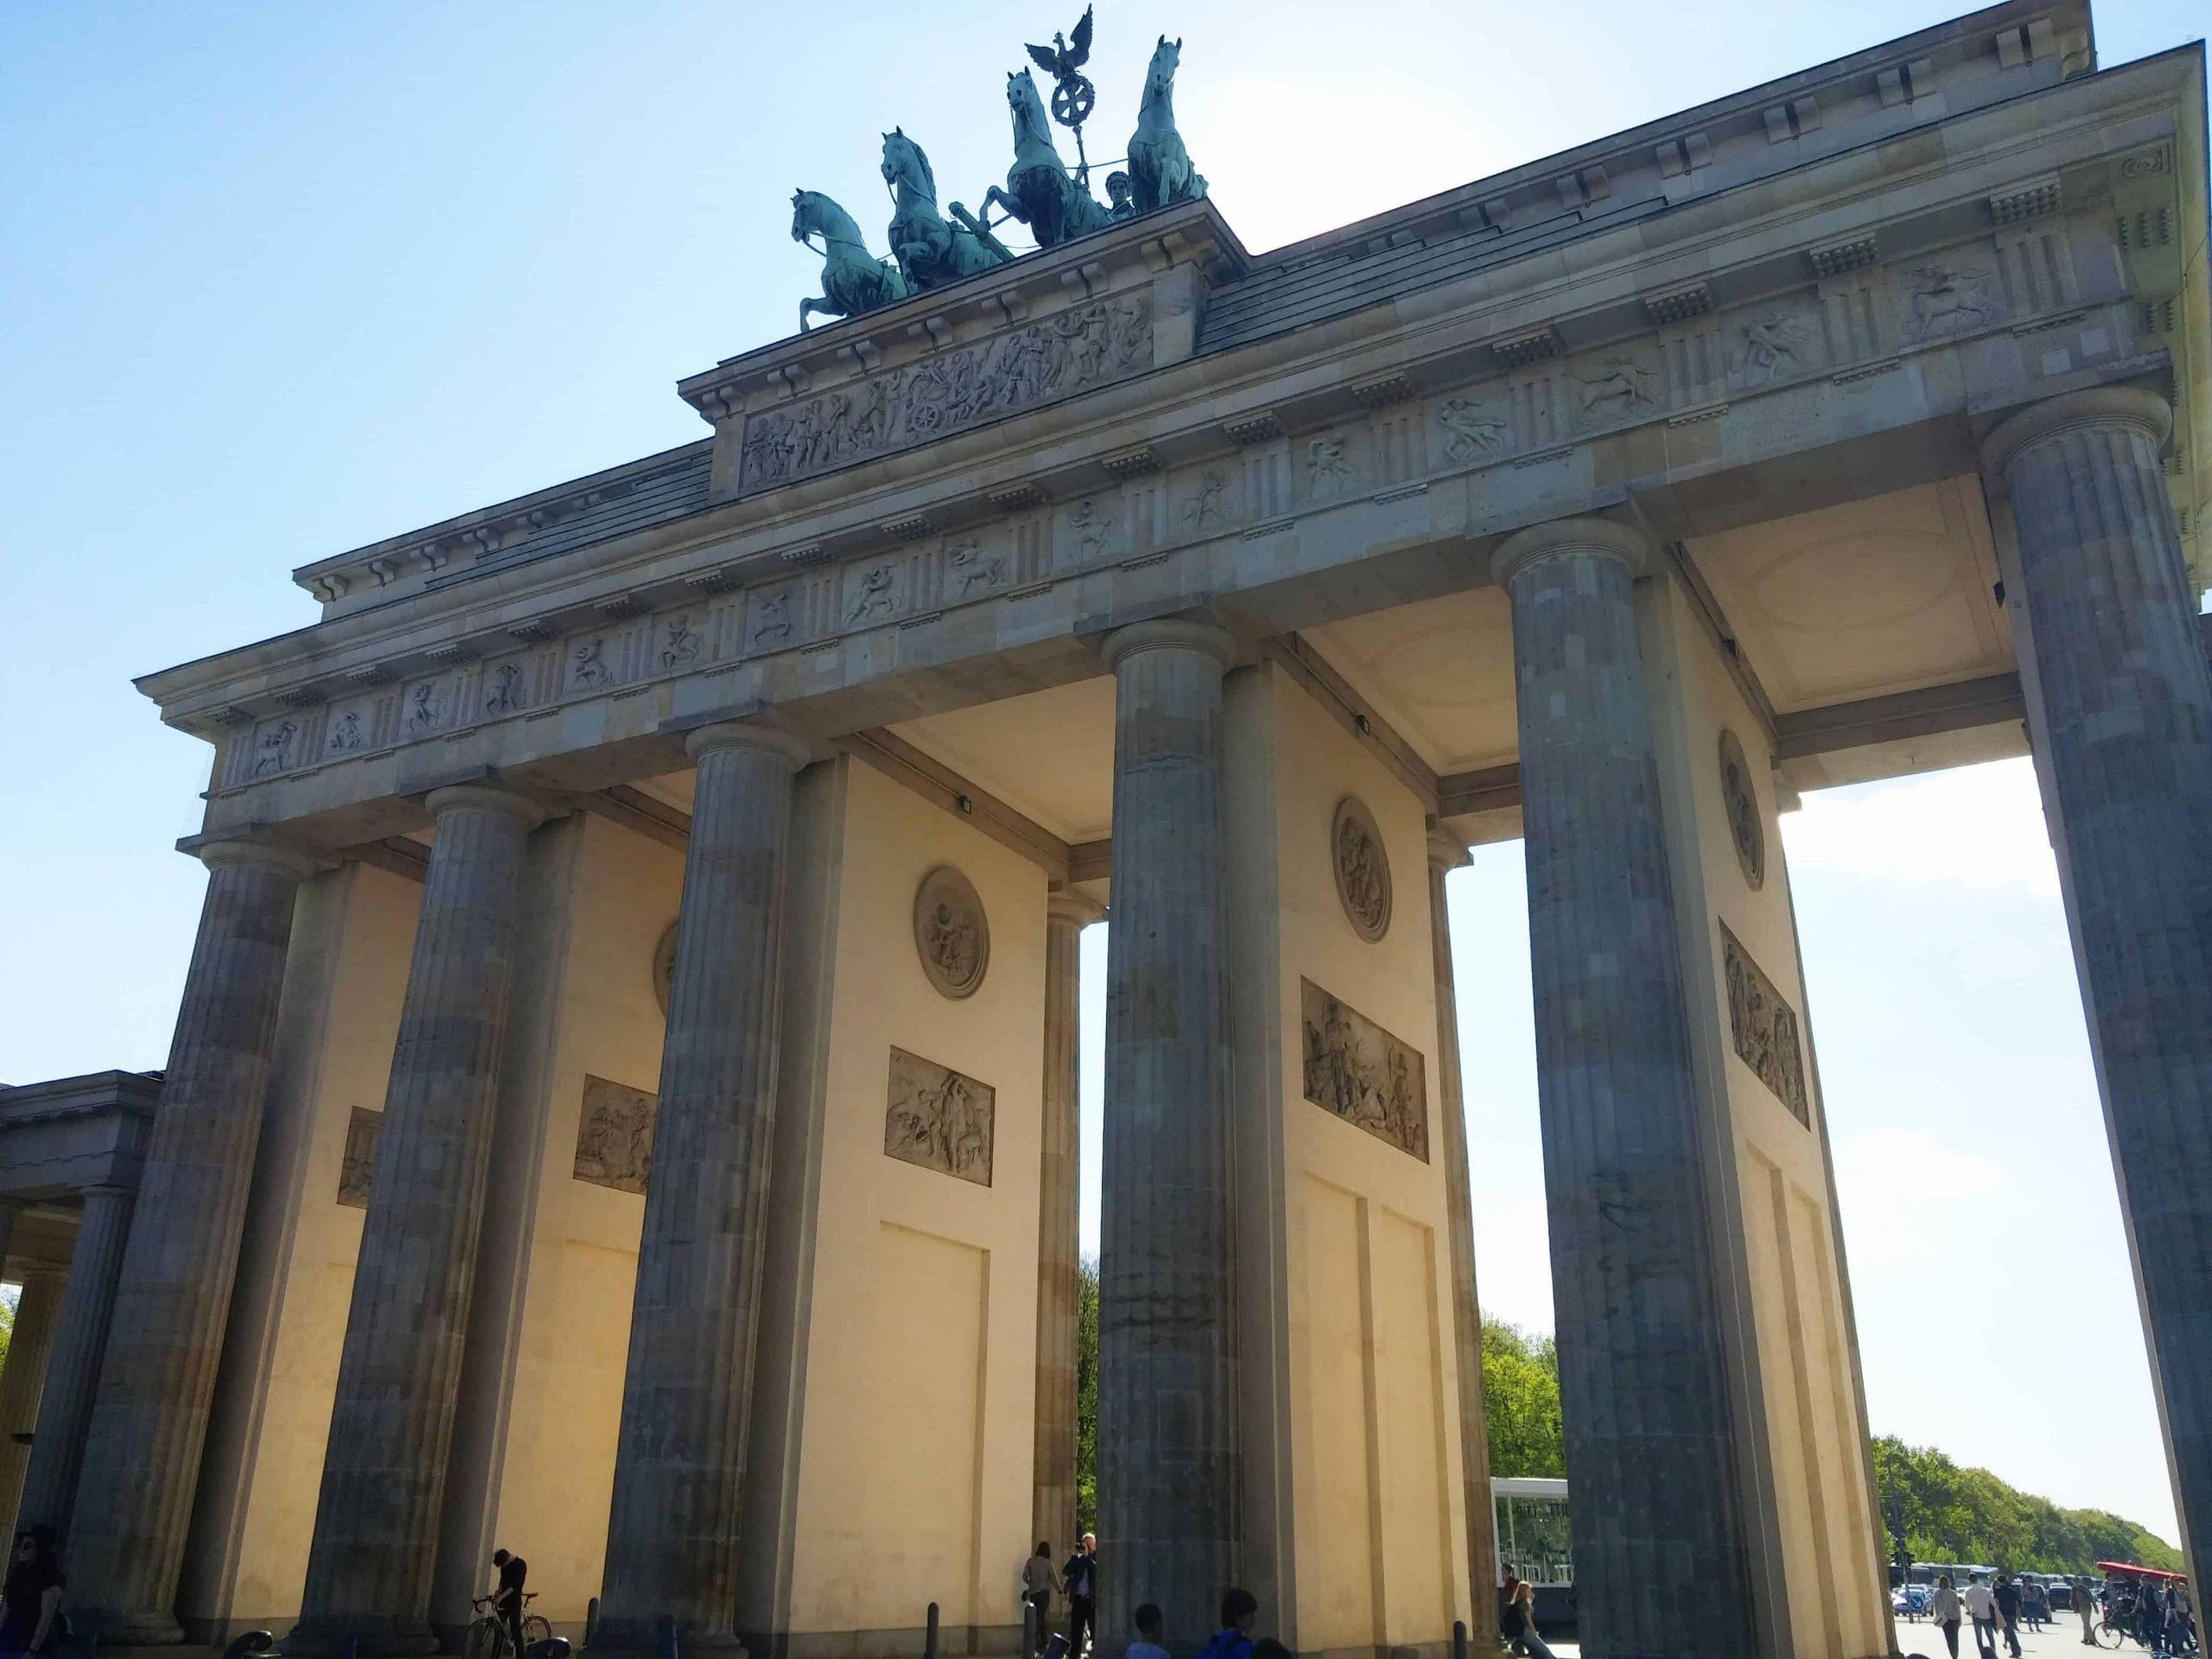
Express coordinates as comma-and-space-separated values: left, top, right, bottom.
139, 49, 2197, 758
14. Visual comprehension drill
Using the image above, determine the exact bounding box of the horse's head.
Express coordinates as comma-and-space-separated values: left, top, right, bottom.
880, 128, 935, 202
791, 188, 860, 249
1146, 35, 1183, 95
1007, 67, 1049, 137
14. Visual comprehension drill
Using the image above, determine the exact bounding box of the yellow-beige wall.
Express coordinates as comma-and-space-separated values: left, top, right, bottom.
1226, 664, 1475, 1659
1643, 577, 1889, 1659
744, 758, 1047, 1656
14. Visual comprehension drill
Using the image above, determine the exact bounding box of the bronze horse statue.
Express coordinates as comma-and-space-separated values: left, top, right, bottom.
881, 128, 1010, 292
1127, 35, 1205, 213
981, 67, 1113, 250
791, 188, 907, 332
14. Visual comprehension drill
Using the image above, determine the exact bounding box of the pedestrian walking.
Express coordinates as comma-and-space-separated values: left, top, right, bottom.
1993, 1573, 2024, 1659
1061, 1535, 1098, 1658
1964, 1574, 2000, 1659
1501, 1583, 1557, 1659
2079, 1579, 2101, 1646
1930, 1573, 1963, 1659
1022, 1543, 1061, 1647
0, 1530, 63, 1659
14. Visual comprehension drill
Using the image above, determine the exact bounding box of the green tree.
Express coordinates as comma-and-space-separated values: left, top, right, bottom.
1482, 1317, 1566, 1478
1077, 1255, 1098, 1537
1871, 1433, 2181, 1574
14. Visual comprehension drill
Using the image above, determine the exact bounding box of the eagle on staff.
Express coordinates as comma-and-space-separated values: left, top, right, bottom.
1026, 5, 1097, 144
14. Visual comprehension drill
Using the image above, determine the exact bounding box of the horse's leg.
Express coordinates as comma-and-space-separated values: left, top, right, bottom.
800, 297, 824, 334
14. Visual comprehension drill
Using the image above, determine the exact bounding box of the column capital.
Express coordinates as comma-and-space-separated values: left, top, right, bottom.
1099, 616, 1236, 675
197, 837, 320, 883
1047, 889, 1108, 930
423, 783, 548, 830
1491, 515, 1653, 591
1979, 385, 2173, 487
684, 719, 813, 770
1426, 830, 1471, 873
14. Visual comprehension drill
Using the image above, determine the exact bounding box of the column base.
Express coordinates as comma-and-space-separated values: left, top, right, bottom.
283, 1615, 441, 1657
587, 1619, 747, 1658
79, 1612, 188, 1647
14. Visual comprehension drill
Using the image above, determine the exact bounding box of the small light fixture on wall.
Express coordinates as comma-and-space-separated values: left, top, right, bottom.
1354, 713, 1371, 735
956, 792, 975, 814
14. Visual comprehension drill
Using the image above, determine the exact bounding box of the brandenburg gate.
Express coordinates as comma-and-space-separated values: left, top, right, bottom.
5, 3, 2207, 1656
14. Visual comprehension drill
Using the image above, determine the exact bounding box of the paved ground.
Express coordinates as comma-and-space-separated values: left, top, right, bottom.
1512, 1605, 2135, 1659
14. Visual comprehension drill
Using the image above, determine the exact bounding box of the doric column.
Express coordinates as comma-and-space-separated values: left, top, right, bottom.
68, 837, 316, 1643
291, 784, 547, 1656
0, 1270, 66, 1535
1980, 387, 2212, 1589
1424, 832, 1498, 1621
16, 1185, 136, 1540
1096, 618, 1239, 1645
595, 721, 810, 1652
1490, 518, 1756, 1657
1034, 889, 1104, 1560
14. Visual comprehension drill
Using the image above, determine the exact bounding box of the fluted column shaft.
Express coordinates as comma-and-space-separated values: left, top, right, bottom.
69, 838, 315, 1643
17, 1185, 136, 1540
0, 1271, 66, 1536
1424, 835, 1499, 1621
1491, 519, 1754, 1659
1097, 619, 1239, 1646
1034, 891, 1103, 1560
597, 722, 810, 1650
293, 785, 546, 1655
1982, 387, 2212, 1587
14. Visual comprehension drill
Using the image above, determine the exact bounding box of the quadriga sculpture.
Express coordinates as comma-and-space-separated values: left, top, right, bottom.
982, 67, 1113, 250
881, 128, 1010, 293
791, 188, 908, 333
1126, 35, 1205, 212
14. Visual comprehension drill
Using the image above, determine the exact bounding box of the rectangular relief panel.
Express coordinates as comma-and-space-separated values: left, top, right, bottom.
884, 1047, 995, 1186
1719, 924, 1809, 1125
575, 1074, 657, 1194
337, 1107, 380, 1209
1300, 979, 1429, 1160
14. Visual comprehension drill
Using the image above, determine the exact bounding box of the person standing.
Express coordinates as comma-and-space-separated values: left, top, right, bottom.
1061, 1535, 1098, 1658
1930, 1573, 1962, 1659
1022, 1544, 1060, 1649
1993, 1573, 2023, 1659
0, 1529, 65, 1659
1964, 1573, 2000, 1659
491, 1547, 528, 1656
1498, 1564, 1522, 1653
2080, 1578, 2101, 1646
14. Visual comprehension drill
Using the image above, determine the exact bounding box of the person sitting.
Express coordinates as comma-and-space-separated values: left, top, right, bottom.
1195, 1589, 1259, 1659
1502, 1583, 1556, 1659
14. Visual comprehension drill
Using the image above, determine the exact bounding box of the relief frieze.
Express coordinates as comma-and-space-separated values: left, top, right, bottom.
884, 1046, 995, 1186
739, 295, 1154, 493
1300, 978, 1428, 1160
1720, 923, 1809, 1126
338, 1106, 381, 1208
575, 1074, 656, 1194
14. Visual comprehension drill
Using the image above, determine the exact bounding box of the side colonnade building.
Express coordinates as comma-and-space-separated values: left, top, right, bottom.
3, 6, 2207, 1659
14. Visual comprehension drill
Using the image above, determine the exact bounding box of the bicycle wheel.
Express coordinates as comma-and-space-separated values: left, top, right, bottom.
2098, 1617, 2127, 1649
466, 1616, 512, 1659
522, 1616, 555, 1649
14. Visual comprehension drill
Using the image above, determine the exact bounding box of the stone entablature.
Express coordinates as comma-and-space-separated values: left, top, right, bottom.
0, 1072, 158, 1201
137, 18, 2203, 859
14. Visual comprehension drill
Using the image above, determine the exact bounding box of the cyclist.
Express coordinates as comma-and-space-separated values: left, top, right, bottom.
491, 1548, 529, 1656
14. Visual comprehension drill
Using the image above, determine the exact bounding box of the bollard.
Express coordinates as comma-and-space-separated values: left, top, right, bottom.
657, 1615, 679, 1659
924, 1602, 940, 1659
1022, 1600, 1039, 1659
585, 1599, 601, 1650
1452, 1621, 1468, 1659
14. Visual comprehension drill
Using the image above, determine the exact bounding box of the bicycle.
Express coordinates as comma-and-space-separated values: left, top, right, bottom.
467, 1592, 554, 1659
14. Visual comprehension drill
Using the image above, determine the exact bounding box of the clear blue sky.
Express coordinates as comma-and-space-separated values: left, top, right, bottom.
5, 0, 2205, 1548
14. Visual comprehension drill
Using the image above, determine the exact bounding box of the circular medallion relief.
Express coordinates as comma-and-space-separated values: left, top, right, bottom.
1332, 796, 1393, 943
652, 921, 679, 1015
1717, 728, 1766, 891
913, 866, 990, 1000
